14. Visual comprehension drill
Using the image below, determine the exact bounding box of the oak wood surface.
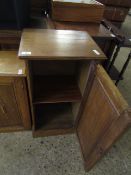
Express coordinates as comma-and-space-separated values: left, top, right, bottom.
0, 126, 24, 133
51, 0, 104, 23
0, 77, 22, 127
77, 64, 129, 171
26, 61, 35, 130
84, 108, 131, 171
75, 60, 97, 126
53, 21, 113, 38
45, 18, 115, 60
0, 76, 31, 131
18, 29, 106, 60
0, 51, 31, 131
14, 78, 31, 130
0, 51, 26, 76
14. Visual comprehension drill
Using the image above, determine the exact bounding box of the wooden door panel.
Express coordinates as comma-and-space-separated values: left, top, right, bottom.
0, 82, 22, 127
77, 65, 130, 171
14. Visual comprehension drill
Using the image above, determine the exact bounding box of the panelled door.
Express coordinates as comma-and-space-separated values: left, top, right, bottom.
77, 65, 131, 171
0, 77, 22, 127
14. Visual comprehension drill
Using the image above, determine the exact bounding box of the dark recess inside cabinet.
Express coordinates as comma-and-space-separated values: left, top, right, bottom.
28, 60, 90, 135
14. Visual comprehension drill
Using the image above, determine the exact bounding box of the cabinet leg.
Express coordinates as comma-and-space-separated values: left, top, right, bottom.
107, 45, 121, 73
115, 51, 131, 86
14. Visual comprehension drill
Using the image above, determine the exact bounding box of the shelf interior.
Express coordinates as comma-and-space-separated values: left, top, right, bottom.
33, 75, 82, 104
28, 60, 90, 135
35, 103, 74, 130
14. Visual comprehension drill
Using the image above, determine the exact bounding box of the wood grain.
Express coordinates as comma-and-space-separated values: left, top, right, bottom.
51, 0, 104, 23
14, 78, 31, 130
18, 29, 106, 60
77, 64, 129, 171
0, 51, 31, 132
0, 77, 22, 127
0, 77, 31, 131
0, 51, 26, 76
53, 21, 113, 38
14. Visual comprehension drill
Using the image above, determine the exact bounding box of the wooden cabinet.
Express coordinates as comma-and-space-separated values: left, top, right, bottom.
0, 51, 31, 132
51, 0, 104, 23
18, 29, 131, 171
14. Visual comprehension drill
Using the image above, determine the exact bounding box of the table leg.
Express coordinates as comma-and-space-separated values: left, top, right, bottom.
115, 51, 131, 86
107, 44, 121, 73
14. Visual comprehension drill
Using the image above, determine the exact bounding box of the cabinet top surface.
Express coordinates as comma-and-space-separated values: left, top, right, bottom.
18, 29, 106, 60
0, 51, 26, 76
52, 0, 103, 6
53, 22, 113, 38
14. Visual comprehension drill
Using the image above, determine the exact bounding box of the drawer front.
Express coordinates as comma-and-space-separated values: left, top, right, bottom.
0, 82, 22, 127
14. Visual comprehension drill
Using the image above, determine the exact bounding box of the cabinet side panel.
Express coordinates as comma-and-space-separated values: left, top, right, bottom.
14, 77, 31, 129
26, 61, 35, 130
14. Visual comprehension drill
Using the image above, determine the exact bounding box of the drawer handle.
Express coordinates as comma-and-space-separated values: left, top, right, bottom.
0, 104, 7, 114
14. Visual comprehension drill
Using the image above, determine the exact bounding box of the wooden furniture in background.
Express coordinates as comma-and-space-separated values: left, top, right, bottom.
46, 18, 117, 70
0, 30, 21, 50
51, 0, 105, 23
18, 29, 131, 171
97, 0, 131, 27
0, 51, 31, 132
104, 6, 129, 22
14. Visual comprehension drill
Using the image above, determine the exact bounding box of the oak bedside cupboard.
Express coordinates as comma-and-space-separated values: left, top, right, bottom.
18, 29, 131, 171
0, 51, 31, 132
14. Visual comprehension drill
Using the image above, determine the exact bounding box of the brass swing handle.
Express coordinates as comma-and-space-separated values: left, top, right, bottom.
0, 104, 7, 114
0, 98, 7, 115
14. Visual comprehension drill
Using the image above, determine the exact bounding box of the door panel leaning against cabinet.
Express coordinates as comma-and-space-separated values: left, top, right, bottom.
77, 64, 131, 171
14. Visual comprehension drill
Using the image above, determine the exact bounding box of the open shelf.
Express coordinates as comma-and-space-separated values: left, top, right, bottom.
34, 103, 74, 131
33, 75, 82, 104
28, 60, 90, 137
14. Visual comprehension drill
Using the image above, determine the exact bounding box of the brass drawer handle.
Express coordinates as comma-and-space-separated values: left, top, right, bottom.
0, 104, 7, 114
